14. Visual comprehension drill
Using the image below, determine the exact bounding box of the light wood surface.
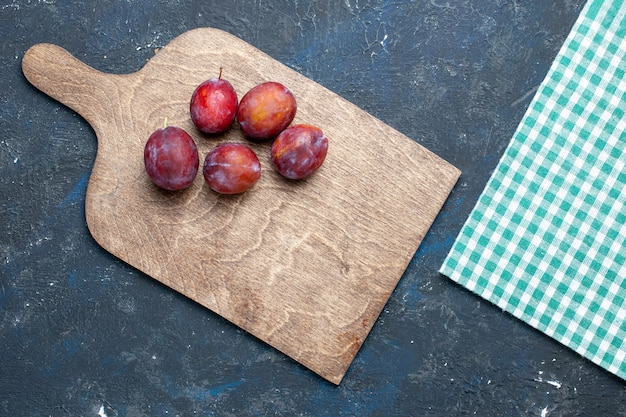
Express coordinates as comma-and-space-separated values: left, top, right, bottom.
22, 28, 460, 384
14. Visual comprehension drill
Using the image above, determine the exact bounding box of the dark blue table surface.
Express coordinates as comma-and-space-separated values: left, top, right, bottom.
2, 1, 625, 416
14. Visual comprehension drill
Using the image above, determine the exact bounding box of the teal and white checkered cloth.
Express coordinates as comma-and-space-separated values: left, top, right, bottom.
440, 0, 626, 379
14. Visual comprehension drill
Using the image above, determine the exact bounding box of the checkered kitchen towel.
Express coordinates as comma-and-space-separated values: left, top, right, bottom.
440, 0, 626, 379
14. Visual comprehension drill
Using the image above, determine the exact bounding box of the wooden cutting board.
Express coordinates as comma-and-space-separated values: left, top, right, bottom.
22, 28, 460, 384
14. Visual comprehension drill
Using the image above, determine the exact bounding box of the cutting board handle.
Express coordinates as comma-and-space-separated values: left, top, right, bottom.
22, 43, 118, 125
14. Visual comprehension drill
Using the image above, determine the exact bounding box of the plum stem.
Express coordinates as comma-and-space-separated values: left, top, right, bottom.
219, 67, 223, 79
163, 117, 168, 128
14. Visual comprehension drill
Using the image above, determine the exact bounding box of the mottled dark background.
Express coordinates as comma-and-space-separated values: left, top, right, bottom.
2, 1, 625, 416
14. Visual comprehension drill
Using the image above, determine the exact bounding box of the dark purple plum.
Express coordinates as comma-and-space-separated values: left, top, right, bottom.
144, 126, 199, 190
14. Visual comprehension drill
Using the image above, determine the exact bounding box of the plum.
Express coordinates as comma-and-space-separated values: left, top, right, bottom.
144, 126, 199, 190
236, 81, 297, 140
271, 124, 328, 180
190, 69, 238, 134
203, 142, 261, 194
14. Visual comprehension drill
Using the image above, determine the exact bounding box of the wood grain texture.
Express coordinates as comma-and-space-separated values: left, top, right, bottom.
22, 28, 460, 384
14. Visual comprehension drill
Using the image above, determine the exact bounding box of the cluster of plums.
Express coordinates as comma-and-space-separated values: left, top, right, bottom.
143, 70, 329, 194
